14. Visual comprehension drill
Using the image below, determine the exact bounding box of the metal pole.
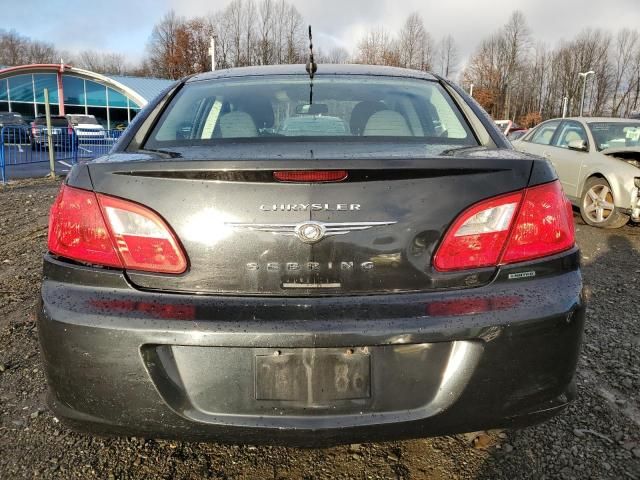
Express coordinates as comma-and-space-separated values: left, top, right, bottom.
56, 66, 65, 115
0, 129, 5, 184
469, 83, 474, 97
44, 88, 56, 178
209, 36, 216, 71
579, 71, 595, 117
580, 77, 587, 117
562, 96, 568, 118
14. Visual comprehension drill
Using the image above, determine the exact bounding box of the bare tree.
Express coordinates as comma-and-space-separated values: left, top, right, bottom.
0, 30, 26, 66
147, 10, 184, 78
283, 3, 304, 63
357, 27, 399, 66
437, 34, 458, 78
398, 13, 432, 70
257, 0, 275, 65
76, 50, 128, 75
611, 29, 640, 116
501, 11, 531, 118
325, 47, 351, 64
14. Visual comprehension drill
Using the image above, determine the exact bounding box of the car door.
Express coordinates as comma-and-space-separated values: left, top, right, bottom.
546, 120, 590, 199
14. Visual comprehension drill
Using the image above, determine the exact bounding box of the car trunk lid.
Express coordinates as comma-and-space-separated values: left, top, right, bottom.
86, 146, 533, 296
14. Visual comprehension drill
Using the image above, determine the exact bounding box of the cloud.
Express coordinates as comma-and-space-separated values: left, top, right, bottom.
5, 0, 640, 68
166, 0, 640, 64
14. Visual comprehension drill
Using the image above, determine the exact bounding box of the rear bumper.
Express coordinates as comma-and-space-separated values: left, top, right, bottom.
38, 253, 584, 446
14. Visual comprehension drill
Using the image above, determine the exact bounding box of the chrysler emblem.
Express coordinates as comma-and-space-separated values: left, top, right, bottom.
295, 222, 326, 244
226, 220, 396, 244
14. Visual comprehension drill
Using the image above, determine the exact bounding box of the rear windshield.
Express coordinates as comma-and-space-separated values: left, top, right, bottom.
36, 117, 68, 127
0, 113, 25, 123
145, 75, 477, 148
68, 115, 99, 125
588, 122, 640, 151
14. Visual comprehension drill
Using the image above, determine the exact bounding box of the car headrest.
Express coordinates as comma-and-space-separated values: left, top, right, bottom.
363, 110, 412, 137
564, 131, 582, 143
350, 101, 386, 135
219, 112, 258, 138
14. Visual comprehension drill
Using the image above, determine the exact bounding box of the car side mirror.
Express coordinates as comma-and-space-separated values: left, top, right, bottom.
568, 139, 588, 152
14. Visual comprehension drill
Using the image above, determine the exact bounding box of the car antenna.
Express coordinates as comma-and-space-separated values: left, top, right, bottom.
305, 25, 317, 106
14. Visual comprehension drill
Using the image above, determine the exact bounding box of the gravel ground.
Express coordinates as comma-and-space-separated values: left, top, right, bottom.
0, 177, 639, 480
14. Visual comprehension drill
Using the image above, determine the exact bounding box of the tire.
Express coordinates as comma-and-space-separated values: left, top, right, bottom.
580, 177, 629, 228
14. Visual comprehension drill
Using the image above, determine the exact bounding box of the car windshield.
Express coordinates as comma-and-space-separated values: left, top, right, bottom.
48, 118, 70, 127
146, 75, 477, 150
588, 122, 640, 151
69, 115, 99, 125
0, 113, 25, 124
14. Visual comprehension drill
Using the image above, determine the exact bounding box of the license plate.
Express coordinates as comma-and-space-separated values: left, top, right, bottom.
255, 349, 370, 402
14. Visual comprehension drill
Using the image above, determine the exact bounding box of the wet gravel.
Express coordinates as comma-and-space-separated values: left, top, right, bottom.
0, 177, 639, 479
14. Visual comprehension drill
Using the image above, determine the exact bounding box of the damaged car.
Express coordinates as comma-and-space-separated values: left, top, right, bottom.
513, 117, 640, 228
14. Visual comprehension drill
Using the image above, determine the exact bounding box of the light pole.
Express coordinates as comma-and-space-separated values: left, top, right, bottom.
209, 36, 217, 71
578, 70, 595, 117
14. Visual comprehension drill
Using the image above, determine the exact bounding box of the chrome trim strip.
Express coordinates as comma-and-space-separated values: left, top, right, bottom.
226, 221, 397, 243
282, 282, 342, 288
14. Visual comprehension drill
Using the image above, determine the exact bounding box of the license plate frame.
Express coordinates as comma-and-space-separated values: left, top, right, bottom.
255, 349, 371, 402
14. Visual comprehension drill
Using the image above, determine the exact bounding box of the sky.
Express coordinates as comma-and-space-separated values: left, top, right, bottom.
2, 0, 640, 68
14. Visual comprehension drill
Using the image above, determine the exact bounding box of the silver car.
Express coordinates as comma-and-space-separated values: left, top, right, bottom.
513, 117, 640, 228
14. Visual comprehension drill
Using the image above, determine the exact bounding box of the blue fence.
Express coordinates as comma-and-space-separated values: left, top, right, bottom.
0, 125, 124, 183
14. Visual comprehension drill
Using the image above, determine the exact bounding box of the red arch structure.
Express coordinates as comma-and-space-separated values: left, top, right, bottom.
0, 63, 149, 116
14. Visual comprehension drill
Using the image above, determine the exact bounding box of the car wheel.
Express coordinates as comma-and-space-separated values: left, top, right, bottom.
580, 177, 629, 228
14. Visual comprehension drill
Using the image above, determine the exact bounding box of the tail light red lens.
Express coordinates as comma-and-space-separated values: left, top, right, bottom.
274, 170, 348, 182
500, 180, 575, 264
434, 192, 522, 271
48, 185, 187, 274
434, 180, 575, 272
48, 185, 122, 268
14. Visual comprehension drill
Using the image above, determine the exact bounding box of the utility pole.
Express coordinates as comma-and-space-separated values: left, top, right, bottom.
43, 89, 56, 179
209, 36, 217, 71
469, 83, 474, 98
578, 71, 595, 117
562, 96, 568, 118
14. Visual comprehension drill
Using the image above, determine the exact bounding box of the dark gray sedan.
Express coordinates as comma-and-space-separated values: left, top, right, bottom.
39, 64, 583, 446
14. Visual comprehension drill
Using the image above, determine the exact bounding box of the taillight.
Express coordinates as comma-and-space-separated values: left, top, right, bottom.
434, 192, 522, 271
97, 194, 187, 273
500, 180, 575, 264
434, 180, 574, 272
48, 185, 122, 268
274, 170, 348, 182
48, 185, 187, 274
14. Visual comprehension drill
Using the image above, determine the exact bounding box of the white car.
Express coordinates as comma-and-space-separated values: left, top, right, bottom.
513, 117, 640, 228
66, 114, 106, 139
